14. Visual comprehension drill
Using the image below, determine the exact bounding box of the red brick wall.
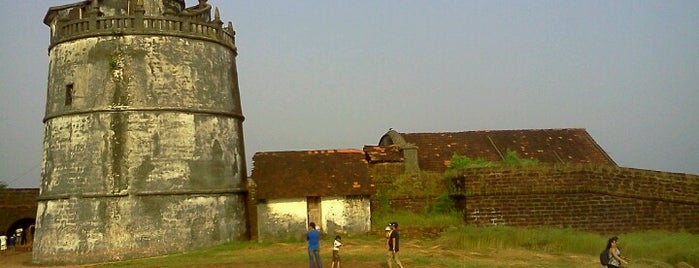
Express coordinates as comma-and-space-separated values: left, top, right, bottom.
0, 188, 39, 235
451, 165, 699, 234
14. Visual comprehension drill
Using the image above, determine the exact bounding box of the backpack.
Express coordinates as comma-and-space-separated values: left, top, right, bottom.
599, 249, 610, 266
385, 230, 393, 239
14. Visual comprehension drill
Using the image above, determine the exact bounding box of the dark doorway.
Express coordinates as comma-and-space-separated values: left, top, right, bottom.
307, 196, 321, 228
6, 218, 35, 247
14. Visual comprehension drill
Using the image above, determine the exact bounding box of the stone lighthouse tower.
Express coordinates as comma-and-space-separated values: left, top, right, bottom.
35, 0, 247, 264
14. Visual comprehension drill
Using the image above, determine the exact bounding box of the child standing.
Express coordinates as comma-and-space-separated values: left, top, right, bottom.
332, 235, 342, 268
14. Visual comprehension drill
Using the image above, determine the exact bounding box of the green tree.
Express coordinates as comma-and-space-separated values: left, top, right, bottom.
0, 180, 8, 189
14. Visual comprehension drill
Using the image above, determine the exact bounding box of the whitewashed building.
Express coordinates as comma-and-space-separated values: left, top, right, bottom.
249, 149, 374, 241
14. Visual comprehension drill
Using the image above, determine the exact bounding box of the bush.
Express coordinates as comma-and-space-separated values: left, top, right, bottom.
430, 192, 455, 214
502, 148, 539, 166
387, 171, 446, 198
448, 149, 538, 169
449, 154, 495, 169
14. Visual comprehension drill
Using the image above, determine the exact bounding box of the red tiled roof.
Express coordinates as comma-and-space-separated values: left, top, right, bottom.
251, 149, 374, 199
379, 128, 616, 173
363, 145, 403, 163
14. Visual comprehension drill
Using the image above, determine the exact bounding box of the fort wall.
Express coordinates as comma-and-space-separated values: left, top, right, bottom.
0, 189, 39, 236
450, 165, 699, 234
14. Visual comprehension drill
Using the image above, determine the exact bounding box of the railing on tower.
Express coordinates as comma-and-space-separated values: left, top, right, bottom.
49, 5, 235, 51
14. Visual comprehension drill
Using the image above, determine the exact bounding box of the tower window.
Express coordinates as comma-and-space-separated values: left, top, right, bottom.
65, 84, 73, 106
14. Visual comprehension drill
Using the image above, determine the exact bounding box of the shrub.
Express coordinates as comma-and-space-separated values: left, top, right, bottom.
448, 149, 538, 169
430, 192, 455, 214
502, 148, 539, 166
449, 154, 495, 169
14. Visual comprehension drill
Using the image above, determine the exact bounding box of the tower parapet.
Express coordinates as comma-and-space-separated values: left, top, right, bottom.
35, 0, 248, 264
44, 0, 235, 52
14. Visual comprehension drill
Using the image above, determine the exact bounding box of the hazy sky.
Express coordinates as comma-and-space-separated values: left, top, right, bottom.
1, 1, 698, 188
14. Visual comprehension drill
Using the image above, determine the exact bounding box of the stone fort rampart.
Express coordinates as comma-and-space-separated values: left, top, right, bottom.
3, 166, 698, 239
449, 165, 699, 234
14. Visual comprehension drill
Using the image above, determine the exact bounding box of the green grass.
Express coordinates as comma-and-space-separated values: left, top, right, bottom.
373, 210, 699, 267
98, 241, 308, 267
437, 225, 602, 252
94, 227, 699, 268
437, 225, 699, 267
89, 216, 699, 268
372, 210, 464, 230
623, 230, 699, 266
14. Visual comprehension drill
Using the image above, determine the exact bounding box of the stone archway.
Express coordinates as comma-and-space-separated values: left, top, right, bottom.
6, 217, 36, 250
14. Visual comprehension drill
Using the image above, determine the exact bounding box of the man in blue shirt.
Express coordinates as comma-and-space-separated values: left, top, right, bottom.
306, 222, 323, 268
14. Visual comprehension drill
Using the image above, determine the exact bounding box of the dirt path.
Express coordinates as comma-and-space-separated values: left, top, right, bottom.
0, 250, 388, 268
0, 240, 611, 268
1, 251, 37, 268
1, 250, 103, 268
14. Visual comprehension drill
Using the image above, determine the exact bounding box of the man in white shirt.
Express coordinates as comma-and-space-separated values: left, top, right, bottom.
15, 228, 23, 246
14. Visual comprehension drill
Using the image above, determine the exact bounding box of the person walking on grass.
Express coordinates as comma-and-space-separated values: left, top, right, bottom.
331, 235, 342, 268
387, 222, 404, 268
606, 236, 629, 268
306, 222, 323, 268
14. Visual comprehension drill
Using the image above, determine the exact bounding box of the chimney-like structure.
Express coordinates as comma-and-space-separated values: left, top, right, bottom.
36, 0, 247, 264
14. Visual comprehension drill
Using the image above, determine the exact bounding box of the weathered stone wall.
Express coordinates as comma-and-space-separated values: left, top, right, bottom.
256, 198, 307, 241
36, 2, 247, 264
368, 162, 399, 214
451, 165, 699, 234
255, 196, 371, 241
321, 196, 372, 233
368, 162, 405, 212
385, 196, 435, 214
370, 165, 442, 214
35, 194, 246, 262
0, 189, 39, 236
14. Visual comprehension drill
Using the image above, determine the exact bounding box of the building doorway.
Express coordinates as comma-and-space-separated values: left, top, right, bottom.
307, 196, 321, 230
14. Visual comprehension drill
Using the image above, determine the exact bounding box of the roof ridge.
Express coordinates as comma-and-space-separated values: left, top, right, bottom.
400, 128, 586, 135
254, 148, 364, 155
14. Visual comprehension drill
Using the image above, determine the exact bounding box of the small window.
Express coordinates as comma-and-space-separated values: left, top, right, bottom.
65, 84, 74, 106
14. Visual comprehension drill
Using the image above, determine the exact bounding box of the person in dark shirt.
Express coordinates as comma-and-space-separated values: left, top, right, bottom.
386, 222, 404, 268
8, 235, 16, 250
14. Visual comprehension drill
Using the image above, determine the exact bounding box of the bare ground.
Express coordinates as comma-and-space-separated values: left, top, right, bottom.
0, 239, 674, 268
